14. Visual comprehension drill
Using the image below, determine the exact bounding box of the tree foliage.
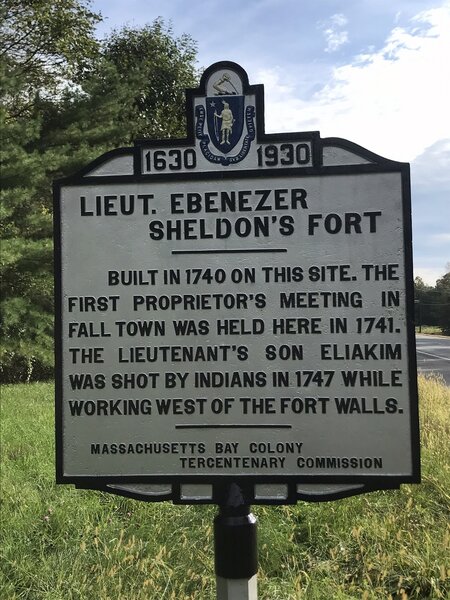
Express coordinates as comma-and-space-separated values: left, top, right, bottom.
1, 0, 101, 118
1, 4, 198, 382
94, 20, 198, 141
414, 270, 450, 334
434, 270, 450, 334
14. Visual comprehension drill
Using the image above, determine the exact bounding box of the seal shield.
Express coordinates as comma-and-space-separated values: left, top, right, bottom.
206, 95, 244, 154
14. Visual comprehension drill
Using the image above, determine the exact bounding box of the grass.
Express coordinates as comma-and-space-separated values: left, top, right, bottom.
415, 326, 447, 336
1, 377, 449, 599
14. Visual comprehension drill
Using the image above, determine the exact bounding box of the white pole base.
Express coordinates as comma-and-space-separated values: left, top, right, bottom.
216, 575, 257, 600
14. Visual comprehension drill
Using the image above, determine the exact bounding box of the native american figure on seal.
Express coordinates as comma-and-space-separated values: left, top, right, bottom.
214, 100, 235, 145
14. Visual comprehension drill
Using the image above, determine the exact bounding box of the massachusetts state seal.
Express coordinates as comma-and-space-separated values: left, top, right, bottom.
196, 69, 255, 165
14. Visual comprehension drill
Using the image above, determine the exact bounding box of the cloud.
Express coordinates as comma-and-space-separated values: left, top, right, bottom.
411, 141, 450, 235
411, 139, 450, 286
260, 4, 450, 162
320, 13, 349, 53
429, 233, 450, 244
258, 5, 450, 287
413, 266, 447, 285
411, 139, 450, 189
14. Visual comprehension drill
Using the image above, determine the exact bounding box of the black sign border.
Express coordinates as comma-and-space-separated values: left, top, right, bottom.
54, 61, 420, 504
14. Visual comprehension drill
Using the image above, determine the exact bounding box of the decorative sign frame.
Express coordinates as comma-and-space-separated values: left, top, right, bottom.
54, 61, 420, 505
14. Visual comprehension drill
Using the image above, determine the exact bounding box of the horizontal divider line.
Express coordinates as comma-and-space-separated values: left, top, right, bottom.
172, 248, 287, 254
175, 424, 292, 429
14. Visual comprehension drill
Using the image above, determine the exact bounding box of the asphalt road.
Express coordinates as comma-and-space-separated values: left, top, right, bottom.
416, 334, 450, 386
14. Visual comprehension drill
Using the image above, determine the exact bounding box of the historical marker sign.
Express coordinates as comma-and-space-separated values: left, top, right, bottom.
54, 62, 420, 504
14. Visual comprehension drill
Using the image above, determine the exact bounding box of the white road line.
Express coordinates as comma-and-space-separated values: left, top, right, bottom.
417, 350, 450, 361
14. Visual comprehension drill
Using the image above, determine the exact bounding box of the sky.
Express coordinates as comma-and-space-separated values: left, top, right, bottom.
91, 0, 450, 285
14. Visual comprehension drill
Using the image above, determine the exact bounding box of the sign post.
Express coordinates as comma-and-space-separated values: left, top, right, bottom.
214, 487, 258, 600
54, 61, 420, 598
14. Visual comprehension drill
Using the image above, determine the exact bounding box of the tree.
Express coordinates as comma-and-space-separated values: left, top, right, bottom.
435, 270, 450, 335
80, 20, 198, 143
1, 1, 102, 382
1, 0, 101, 118
414, 276, 436, 326
414, 271, 450, 333
1, 14, 199, 383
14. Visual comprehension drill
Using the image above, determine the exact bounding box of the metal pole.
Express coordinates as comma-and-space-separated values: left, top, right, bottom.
214, 500, 258, 600
414, 300, 422, 333
419, 301, 422, 333
216, 575, 257, 599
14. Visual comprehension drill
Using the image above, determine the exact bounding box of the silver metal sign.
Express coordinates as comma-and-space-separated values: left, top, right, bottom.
54, 62, 420, 504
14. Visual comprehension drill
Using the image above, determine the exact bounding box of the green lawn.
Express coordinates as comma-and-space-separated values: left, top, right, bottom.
415, 325, 447, 336
1, 377, 449, 599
